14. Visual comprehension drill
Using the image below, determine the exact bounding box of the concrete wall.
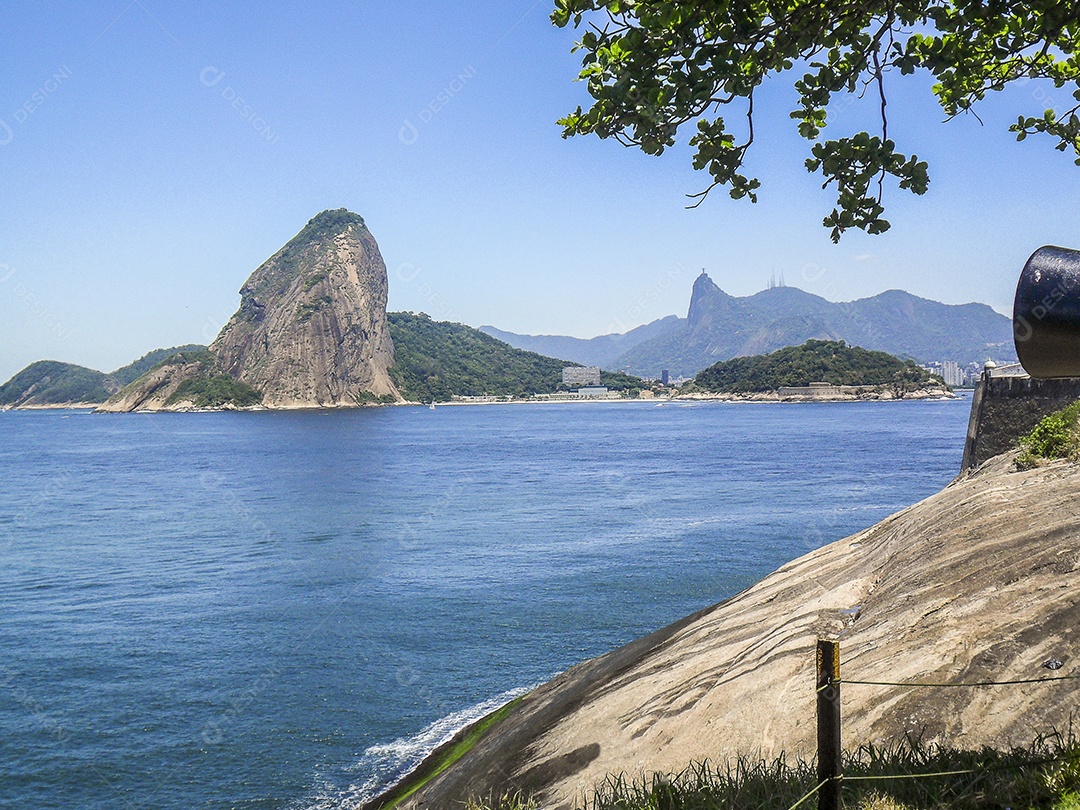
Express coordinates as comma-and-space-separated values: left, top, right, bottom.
961, 373, 1080, 469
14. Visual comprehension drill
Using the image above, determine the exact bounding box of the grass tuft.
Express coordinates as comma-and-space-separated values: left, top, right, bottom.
464, 789, 538, 810
376, 697, 524, 809
470, 734, 1080, 810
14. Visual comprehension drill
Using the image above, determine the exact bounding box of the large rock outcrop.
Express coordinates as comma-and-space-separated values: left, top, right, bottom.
211, 209, 397, 407
99, 210, 399, 411
375, 450, 1080, 810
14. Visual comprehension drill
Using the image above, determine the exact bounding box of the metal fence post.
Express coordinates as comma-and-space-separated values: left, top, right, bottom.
817, 639, 841, 810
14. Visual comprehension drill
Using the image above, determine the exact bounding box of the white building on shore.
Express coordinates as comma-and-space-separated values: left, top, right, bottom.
562, 366, 601, 386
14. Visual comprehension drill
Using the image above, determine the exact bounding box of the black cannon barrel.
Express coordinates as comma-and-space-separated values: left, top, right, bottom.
1014, 245, 1080, 378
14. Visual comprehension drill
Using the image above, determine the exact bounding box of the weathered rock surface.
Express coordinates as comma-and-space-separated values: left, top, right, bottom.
96, 353, 222, 412
381, 450, 1080, 810
211, 209, 398, 407
98, 210, 399, 411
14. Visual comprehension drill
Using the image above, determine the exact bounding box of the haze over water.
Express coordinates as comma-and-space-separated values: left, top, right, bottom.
1, 398, 969, 808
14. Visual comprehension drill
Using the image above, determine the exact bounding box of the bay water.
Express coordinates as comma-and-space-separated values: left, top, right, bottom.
0, 397, 970, 808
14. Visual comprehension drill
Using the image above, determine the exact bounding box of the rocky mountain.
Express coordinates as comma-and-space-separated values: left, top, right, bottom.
618, 274, 1015, 377
372, 449, 1080, 809
98, 349, 262, 412
6, 209, 651, 410
99, 210, 400, 411
486, 274, 1015, 378
211, 209, 397, 406
479, 317, 682, 370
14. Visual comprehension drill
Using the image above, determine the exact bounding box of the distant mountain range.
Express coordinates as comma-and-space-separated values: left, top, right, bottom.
388, 312, 643, 402
480, 317, 682, 371
483, 273, 1016, 378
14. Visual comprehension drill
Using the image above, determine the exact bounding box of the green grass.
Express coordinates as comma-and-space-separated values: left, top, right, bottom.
296, 296, 332, 322
464, 790, 539, 810
164, 374, 262, 408
1016, 400, 1080, 469
351, 390, 398, 405
467, 735, 1080, 810
156, 349, 216, 367
375, 697, 524, 810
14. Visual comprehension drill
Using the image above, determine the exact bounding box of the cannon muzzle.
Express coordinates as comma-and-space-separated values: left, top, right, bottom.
1014, 245, 1080, 378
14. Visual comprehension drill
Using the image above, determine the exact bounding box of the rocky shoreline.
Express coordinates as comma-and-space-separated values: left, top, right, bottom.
676, 384, 956, 403
365, 448, 1080, 810
0, 403, 101, 410
0, 391, 961, 413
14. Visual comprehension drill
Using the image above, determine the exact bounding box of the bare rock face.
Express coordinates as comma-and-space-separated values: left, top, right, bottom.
211, 209, 398, 407
381, 450, 1080, 810
96, 349, 261, 412
96, 357, 208, 412
98, 210, 400, 412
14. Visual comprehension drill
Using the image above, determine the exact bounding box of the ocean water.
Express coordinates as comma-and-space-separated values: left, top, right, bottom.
0, 397, 970, 809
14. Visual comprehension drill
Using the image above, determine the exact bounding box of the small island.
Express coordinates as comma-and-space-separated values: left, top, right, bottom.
677, 339, 953, 402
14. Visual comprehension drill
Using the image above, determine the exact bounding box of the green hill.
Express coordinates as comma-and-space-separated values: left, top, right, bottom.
0, 361, 117, 407
388, 312, 645, 402
110, 344, 206, 385
694, 339, 940, 393
0, 344, 211, 408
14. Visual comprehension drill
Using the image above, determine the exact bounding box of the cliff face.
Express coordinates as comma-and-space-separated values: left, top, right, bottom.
98, 210, 399, 412
211, 209, 398, 407
380, 450, 1080, 810
97, 356, 204, 413
96, 350, 261, 412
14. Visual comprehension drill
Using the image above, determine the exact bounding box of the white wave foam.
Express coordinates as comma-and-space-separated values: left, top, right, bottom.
297, 685, 531, 810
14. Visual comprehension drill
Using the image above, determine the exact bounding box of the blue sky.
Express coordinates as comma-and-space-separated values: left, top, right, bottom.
2, 1, 1079, 381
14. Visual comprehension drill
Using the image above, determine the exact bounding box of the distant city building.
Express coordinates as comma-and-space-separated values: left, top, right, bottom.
921, 361, 943, 377
661, 369, 669, 386
941, 360, 963, 388
562, 366, 601, 386
922, 361, 969, 387
577, 386, 609, 398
